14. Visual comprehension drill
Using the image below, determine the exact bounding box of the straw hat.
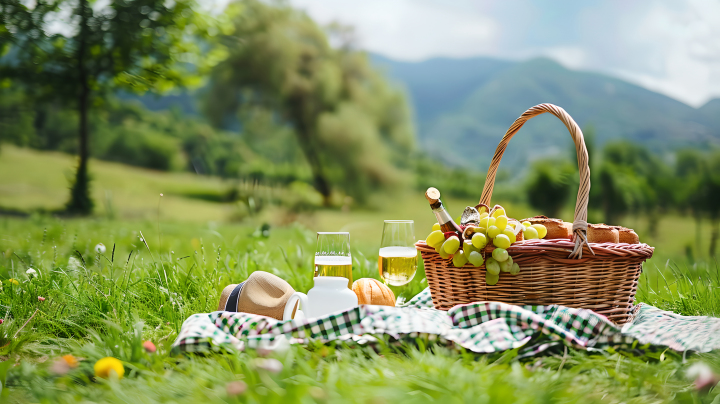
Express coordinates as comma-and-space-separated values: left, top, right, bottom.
218, 271, 297, 320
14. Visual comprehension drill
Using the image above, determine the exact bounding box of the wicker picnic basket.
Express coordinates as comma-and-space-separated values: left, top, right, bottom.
415, 103, 654, 324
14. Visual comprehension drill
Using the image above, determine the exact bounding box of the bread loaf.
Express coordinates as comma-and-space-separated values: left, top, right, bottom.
587, 224, 619, 243
352, 278, 395, 306
521, 216, 572, 240
613, 226, 639, 244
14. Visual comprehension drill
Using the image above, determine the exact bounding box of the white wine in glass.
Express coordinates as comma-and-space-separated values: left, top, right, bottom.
314, 232, 352, 288
378, 220, 417, 287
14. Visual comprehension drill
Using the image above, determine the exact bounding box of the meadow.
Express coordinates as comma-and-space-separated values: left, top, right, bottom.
1, 146, 720, 403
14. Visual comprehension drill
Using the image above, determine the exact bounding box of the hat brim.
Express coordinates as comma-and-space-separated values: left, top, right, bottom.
218, 284, 238, 311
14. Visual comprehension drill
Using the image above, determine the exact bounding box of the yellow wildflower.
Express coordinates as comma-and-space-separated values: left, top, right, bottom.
94, 357, 124, 379
7, 279, 19, 286
62, 354, 79, 368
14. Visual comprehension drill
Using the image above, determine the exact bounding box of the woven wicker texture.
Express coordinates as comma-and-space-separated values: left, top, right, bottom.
420, 104, 654, 324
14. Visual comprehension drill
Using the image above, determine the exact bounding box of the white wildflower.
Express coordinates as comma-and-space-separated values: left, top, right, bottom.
68, 256, 82, 271
95, 243, 106, 254
26, 268, 38, 279
687, 362, 719, 392
254, 358, 283, 373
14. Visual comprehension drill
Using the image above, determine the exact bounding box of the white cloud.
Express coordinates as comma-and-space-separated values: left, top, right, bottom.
291, 0, 499, 60
289, 0, 720, 107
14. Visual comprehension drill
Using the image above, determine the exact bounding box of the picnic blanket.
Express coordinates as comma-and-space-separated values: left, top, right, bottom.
172, 288, 720, 356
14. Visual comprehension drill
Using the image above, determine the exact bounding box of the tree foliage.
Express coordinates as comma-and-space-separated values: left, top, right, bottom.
204, 0, 414, 205
525, 159, 575, 219
0, 0, 222, 213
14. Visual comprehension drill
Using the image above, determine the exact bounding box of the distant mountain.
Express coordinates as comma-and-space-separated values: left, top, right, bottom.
373, 55, 720, 170
370, 54, 512, 124
124, 53, 720, 171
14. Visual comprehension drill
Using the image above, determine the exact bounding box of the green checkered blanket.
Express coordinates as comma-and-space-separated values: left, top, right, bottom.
172, 288, 720, 355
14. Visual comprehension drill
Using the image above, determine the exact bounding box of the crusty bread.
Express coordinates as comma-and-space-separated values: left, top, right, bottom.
612, 226, 639, 244
587, 224, 619, 243
521, 215, 572, 240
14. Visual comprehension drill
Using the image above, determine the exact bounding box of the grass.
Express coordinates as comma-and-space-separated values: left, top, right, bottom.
1, 216, 720, 403
1, 146, 720, 402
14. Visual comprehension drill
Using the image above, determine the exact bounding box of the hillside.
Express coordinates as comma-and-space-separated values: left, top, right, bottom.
374, 56, 720, 169
123, 54, 720, 171
0, 145, 236, 222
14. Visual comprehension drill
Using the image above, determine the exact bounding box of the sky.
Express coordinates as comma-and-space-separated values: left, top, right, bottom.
288, 0, 720, 107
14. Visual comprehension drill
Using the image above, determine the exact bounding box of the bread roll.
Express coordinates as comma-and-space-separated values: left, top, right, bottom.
587, 224, 619, 243
613, 226, 639, 244
521, 216, 572, 240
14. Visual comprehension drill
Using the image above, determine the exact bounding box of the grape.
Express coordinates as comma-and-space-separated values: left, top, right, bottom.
493, 234, 511, 249
472, 232, 488, 249
492, 207, 506, 218
499, 256, 513, 272
468, 251, 484, 267
531, 224, 547, 239
523, 226, 539, 240
432, 223, 441, 232
492, 247, 509, 262
485, 257, 500, 275
522, 221, 532, 228
502, 228, 516, 244
436, 245, 451, 259
426, 230, 446, 248
510, 263, 521, 275
479, 212, 489, 220
453, 251, 468, 268
463, 241, 477, 259
487, 226, 501, 239
479, 216, 496, 228
443, 236, 460, 254
495, 215, 508, 230
486, 273, 499, 286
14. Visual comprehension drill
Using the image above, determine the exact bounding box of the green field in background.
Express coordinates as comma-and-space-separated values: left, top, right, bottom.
1, 145, 715, 269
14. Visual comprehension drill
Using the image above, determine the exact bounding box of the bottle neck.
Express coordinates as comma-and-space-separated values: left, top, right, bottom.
432, 204, 452, 225
430, 199, 461, 233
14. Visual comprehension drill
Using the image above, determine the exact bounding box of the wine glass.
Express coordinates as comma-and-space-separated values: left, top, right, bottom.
314, 232, 352, 288
378, 220, 417, 302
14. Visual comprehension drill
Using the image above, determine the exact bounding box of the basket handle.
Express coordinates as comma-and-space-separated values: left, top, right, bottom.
479, 103, 592, 259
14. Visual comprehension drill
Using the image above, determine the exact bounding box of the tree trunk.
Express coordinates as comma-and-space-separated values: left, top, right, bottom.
66, 0, 93, 214
647, 209, 659, 237
299, 135, 332, 206
695, 213, 702, 258
290, 102, 332, 206
710, 219, 719, 258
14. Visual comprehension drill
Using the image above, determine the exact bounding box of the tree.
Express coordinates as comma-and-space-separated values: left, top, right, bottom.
0, 0, 220, 214
203, 0, 414, 205
706, 154, 720, 257
525, 159, 575, 219
591, 141, 671, 232
676, 149, 706, 253
676, 150, 720, 258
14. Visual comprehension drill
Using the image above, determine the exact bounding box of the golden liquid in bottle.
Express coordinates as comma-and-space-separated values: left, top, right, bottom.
314, 256, 353, 288
378, 247, 418, 286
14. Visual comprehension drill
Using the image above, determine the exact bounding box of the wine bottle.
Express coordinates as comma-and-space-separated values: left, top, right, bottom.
425, 187, 464, 233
